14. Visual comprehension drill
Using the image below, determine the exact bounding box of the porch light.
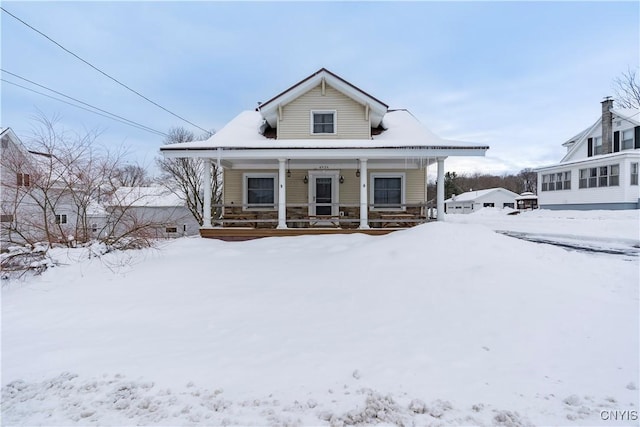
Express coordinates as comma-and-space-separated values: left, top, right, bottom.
339, 175, 344, 184
356, 169, 360, 177
303, 175, 308, 184
287, 159, 291, 177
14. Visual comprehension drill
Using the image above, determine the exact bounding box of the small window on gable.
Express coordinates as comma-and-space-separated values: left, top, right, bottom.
622, 129, 634, 150
311, 111, 336, 134
16, 173, 30, 187
165, 227, 177, 233
55, 214, 67, 224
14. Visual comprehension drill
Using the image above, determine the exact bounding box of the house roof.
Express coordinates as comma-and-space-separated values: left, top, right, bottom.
257, 68, 389, 128
560, 107, 640, 162
110, 187, 185, 208
445, 187, 520, 203
160, 109, 488, 151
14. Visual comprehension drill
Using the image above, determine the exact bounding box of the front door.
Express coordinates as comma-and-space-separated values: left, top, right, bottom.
309, 171, 339, 217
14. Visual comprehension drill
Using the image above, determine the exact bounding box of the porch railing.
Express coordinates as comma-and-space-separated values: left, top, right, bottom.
209, 202, 436, 228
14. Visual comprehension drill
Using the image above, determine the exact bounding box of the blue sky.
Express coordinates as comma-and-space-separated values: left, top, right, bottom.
2, 1, 638, 177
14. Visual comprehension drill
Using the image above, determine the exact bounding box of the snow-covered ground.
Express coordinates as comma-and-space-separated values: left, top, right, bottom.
2, 209, 639, 426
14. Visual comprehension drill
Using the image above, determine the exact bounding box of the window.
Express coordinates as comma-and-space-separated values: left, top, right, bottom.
483, 203, 495, 208
503, 203, 514, 209
1, 214, 14, 222
244, 173, 277, 210
311, 111, 336, 134
165, 227, 177, 233
563, 171, 571, 190
579, 169, 588, 189
578, 164, 619, 188
609, 164, 619, 186
598, 166, 608, 187
16, 173, 30, 187
371, 173, 404, 210
593, 136, 603, 155
542, 172, 571, 191
91, 223, 98, 233
631, 163, 638, 186
622, 129, 634, 150
55, 214, 67, 224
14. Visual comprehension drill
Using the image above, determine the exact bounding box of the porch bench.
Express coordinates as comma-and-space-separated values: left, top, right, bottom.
308, 215, 341, 228
222, 213, 258, 228
379, 213, 420, 228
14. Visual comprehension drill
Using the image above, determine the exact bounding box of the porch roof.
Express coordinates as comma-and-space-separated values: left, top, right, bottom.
160, 110, 489, 155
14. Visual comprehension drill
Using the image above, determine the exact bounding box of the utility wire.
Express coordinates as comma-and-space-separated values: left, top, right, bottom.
1, 6, 212, 136
2, 79, 168, 137
1, 68, 168, 137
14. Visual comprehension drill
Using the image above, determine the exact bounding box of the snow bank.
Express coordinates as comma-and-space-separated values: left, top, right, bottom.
2, 218, 638, 425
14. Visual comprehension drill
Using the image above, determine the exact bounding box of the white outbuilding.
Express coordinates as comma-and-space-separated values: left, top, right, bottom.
445, 187, 520, 214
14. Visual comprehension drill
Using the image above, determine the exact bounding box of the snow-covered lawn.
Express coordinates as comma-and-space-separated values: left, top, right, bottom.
2, 210, 639, 426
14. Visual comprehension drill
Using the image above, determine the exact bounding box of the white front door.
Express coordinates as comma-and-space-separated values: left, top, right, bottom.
309, 171, 339, 217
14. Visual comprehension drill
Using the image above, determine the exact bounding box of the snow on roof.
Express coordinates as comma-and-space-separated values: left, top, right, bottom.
612, 108, 640, 125
160, 109, 488, 151
445, 187, 519, 203
110, 187, 185, 208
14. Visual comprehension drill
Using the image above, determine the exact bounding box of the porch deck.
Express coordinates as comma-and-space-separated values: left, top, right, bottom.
199, 227, 408, 241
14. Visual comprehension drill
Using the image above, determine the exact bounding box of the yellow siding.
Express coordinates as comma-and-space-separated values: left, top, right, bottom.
224, 168, 426, 206
278, 85, 370, 139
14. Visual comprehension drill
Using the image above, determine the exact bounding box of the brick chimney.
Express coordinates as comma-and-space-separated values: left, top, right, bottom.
601, 97, 614, 154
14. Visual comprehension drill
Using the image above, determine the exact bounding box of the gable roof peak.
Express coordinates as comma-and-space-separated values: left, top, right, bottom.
257, 68, 389, 128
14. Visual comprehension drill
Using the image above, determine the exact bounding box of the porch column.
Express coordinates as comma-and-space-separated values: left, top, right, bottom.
202, 158, 212, 228
359, 158, 369, 229
436, 157, 445, 222
277, 158, 287, 229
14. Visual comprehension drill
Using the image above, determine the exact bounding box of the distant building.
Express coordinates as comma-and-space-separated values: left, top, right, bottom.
444, 187, 520, 214
536, 99, 639, 210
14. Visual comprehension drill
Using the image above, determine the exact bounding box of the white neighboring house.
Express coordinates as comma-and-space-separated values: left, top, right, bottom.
107, 187, 200, 239
536, 99, 640, 210
444, 187, 520, 214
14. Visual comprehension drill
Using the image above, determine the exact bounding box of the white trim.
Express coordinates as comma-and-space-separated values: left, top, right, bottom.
310, 110, 337, 135
242, 172, 278, 211
370, 172, 406, 211
308, 170, 340, 217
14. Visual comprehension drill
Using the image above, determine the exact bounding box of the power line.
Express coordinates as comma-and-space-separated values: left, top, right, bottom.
1, 6, 212, 136
1, 68, 168, 137
2, 79, 168, 137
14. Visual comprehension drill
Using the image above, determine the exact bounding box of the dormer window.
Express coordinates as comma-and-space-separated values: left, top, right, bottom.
311, 110, 336, 134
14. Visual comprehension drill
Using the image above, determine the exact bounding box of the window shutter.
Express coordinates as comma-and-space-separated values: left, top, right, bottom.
613, 131, 620, 152
635, 126, 640, 149
587, 138, 593, 157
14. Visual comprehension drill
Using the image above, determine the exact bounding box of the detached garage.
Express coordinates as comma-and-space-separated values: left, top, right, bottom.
445, 187, 520, 214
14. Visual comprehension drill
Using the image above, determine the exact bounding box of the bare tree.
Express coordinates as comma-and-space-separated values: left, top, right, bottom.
613, 68, 640, 108
517, 168, 537, 194
112, 164, 151, 187
156, 127, 220, 225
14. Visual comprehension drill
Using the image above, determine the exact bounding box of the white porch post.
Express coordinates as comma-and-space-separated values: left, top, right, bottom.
277, 158, 287, 229
359, 158, 369, 229
436, 157, 445, 222
202, 158, 212, 228
217, 148, 224, 219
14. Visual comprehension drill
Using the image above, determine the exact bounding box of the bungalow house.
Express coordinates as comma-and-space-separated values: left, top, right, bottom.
106, 186, 200, 239
536, 99, 640, 210
160, 68, 489, 240
444, 187, 520, 214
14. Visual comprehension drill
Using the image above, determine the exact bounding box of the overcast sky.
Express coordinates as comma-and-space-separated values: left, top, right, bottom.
2, 1, 638, 178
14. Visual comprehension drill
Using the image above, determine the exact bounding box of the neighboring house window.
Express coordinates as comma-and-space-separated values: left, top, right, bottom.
311, 111, 336, 134
483, 203, 495, 207
165, 227, 177, 233
371, 173, 405, 210
55, 214, 67, 224
578, 164, 619, 188
593, 136, 603, 155
631, 162, 639, 185
542, 172, 570, 191
622, 129, 634, 150
503, 203, 514, 208
91, 223, 98, 233
16, 173, 30, 187
1, 214, 14, 222
244, 173, 277, 210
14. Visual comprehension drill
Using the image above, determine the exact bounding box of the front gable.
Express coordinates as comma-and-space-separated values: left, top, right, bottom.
257, 68, 388, 141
